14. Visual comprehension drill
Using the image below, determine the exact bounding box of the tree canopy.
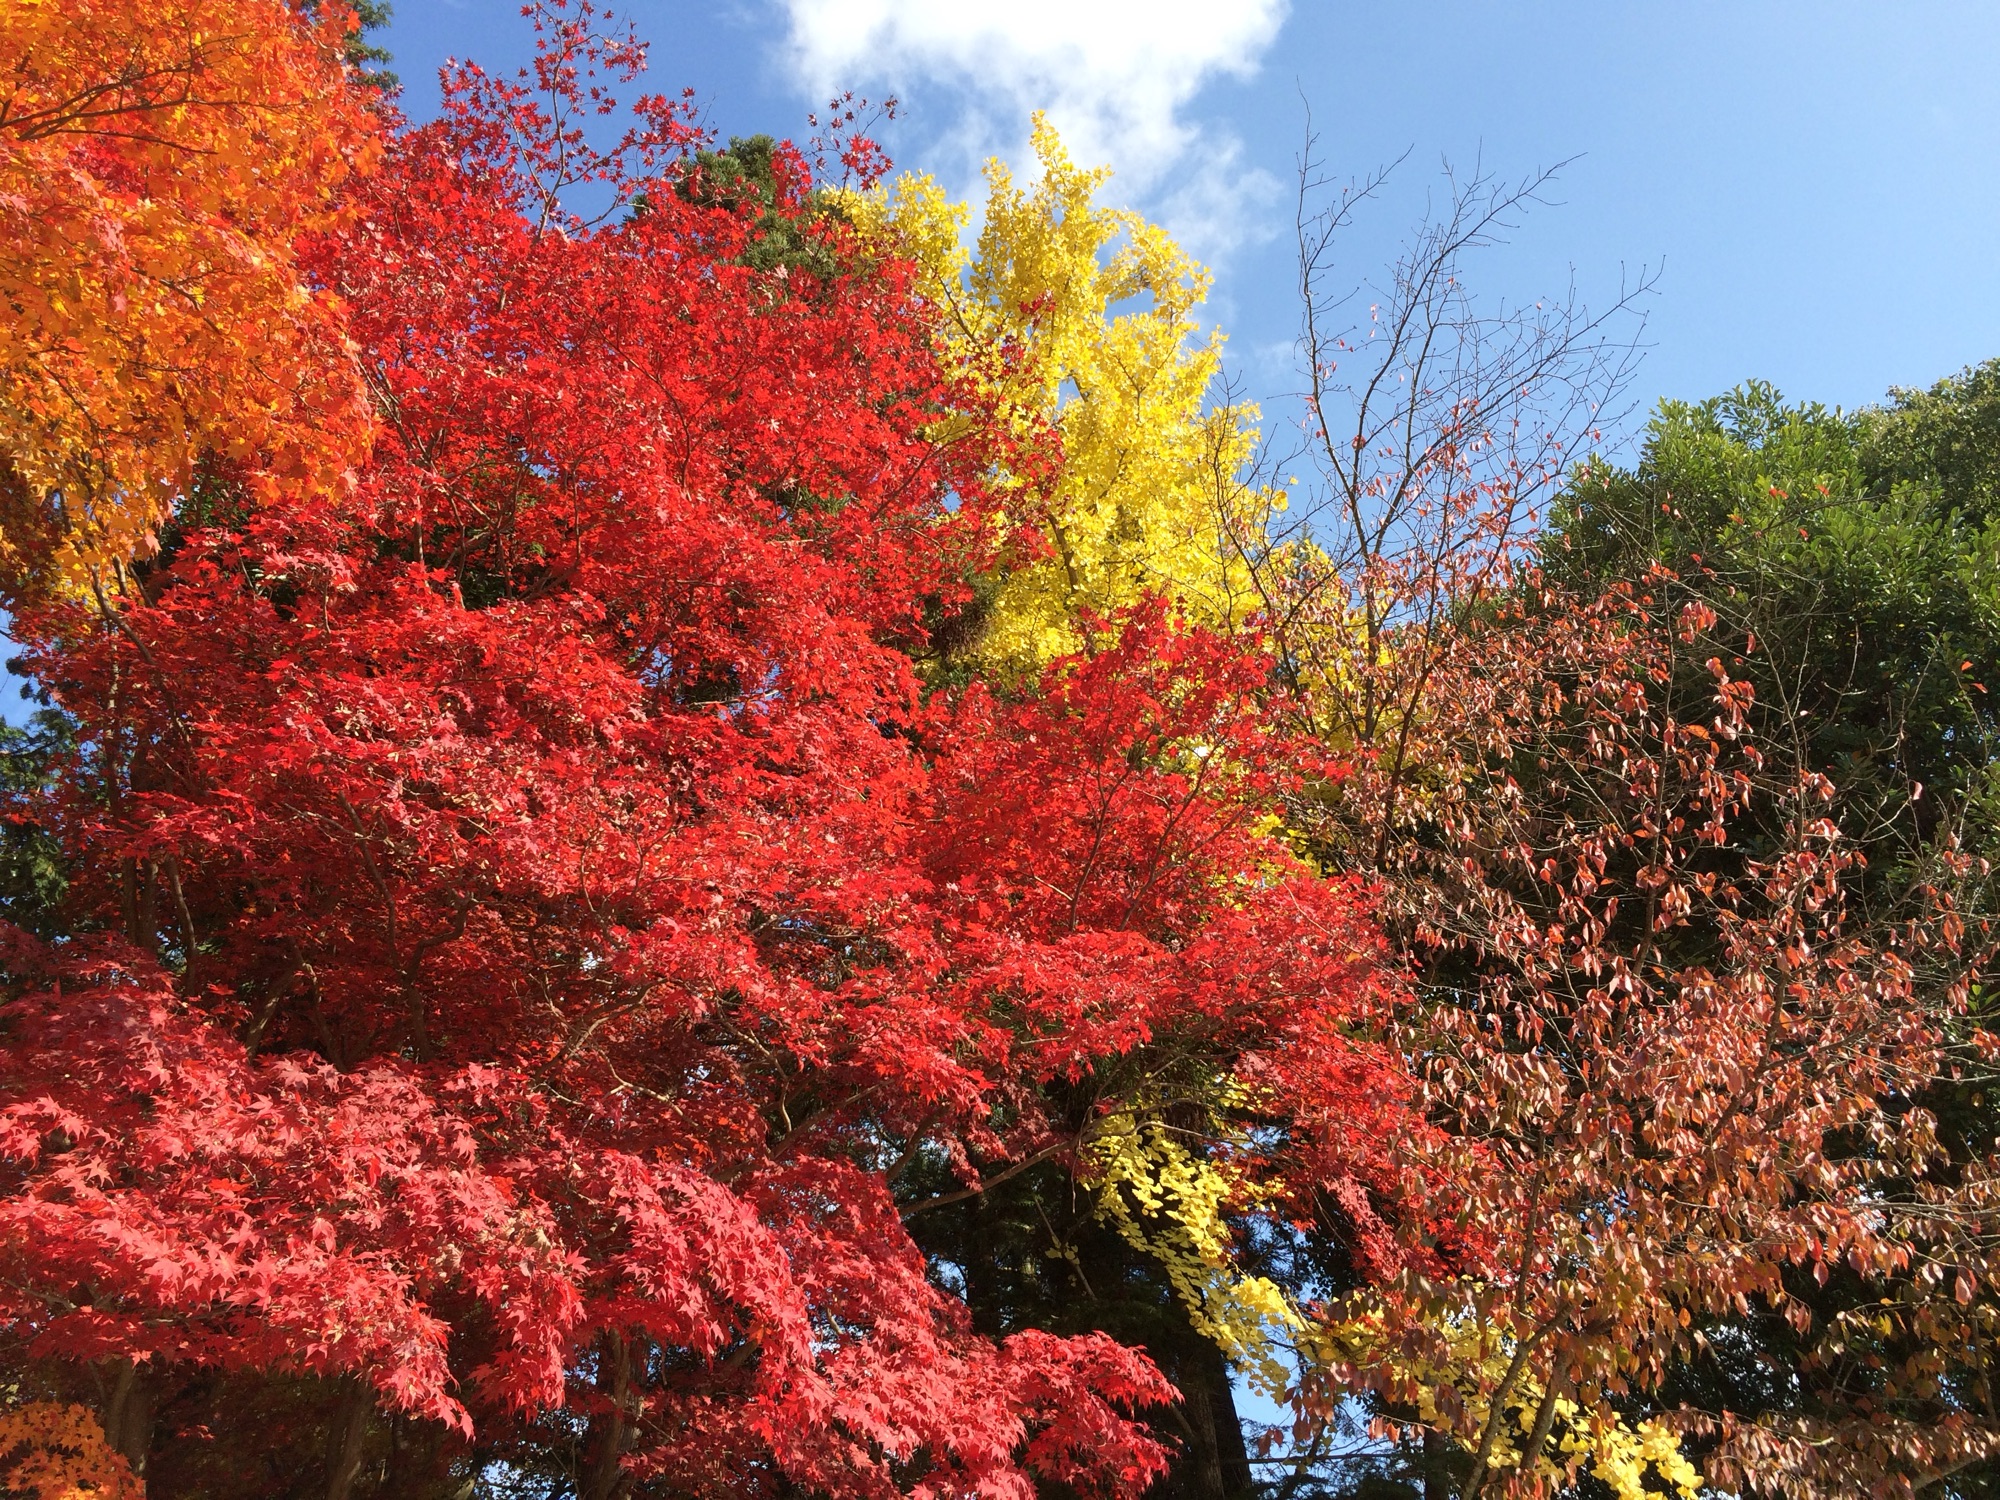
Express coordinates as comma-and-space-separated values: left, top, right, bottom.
4, 5, 2000, 1500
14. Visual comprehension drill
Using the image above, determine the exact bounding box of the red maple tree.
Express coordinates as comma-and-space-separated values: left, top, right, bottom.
0, 9, 1421, 1495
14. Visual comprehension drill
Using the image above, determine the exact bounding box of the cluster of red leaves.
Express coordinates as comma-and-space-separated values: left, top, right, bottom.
0, 9, 1424, 1494
928, 608, 1435, 1263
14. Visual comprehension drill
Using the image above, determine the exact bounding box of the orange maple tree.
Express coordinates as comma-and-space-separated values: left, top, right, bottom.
0, 1402, 139, 1500
0, 0, 380, 595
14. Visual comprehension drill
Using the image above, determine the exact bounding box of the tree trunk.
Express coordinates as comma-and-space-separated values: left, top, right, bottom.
325, 1378, 373, 1500
1062, 1210, 1253, 1500
101, 1358, 157, 1478
1196, 1336, 1255, 1500
581, 1331, 637, 1500
1148, 1325, 1253, 1500
1421, 1424, 1453, 1500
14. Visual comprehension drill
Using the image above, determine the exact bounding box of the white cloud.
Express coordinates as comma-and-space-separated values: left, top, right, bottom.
776, 0, 1288, 259
1150, 134, 1286, 265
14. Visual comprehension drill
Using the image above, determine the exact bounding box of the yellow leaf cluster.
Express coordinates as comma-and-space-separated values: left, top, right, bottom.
0, 1403, 141, 1500
0, 0, 380, 595
1084, 1092, 1302, 1402
845, 118, 1278, 674
1308, 1300, 1702, 1500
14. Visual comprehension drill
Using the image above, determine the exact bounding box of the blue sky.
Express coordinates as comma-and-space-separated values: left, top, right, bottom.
379, 0, 2000, 430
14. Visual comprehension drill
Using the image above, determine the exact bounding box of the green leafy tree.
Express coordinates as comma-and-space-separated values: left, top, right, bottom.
0, 695, 68, 937
1547, 373, 2000, 882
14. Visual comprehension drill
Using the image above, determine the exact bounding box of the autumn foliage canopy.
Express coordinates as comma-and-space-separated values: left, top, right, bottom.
6, 4, 2000, 1500
0, 5, 1428, 1496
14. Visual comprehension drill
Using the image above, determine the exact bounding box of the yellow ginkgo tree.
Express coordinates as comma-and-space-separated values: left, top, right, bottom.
847, 117, 1280, 676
